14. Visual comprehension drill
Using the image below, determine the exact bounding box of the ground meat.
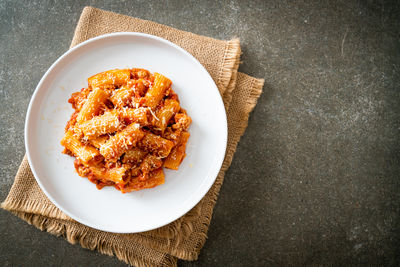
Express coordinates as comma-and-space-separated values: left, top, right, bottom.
172, 113, 192, 131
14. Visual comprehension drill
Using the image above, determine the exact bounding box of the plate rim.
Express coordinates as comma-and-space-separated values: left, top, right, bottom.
24, 32, 228, 233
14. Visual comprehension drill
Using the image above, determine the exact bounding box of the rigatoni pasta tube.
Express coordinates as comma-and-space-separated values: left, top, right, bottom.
89, 135, 109, 149
79, 111, 121, 139
139, 133, 174, 158
119, 107, 149, 125
61, 131, 99, 164
110, 86, 134, 108
120, 168, 165, 193
90, 165, 127, 184
100, 123, 145, 161
164, 131, 190, 170
154, 99, 180, 131
143, 73, 171, 109
76, 88, 108, 123
88, 69, 131, 89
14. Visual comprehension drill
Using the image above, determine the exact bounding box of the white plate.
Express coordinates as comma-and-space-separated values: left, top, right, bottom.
25, 32, 227, 233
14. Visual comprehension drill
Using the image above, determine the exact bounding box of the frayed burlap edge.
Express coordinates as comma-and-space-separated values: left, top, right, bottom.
216, 38, 241, 96
1, 198, 68, 220
222, 44, 241, 110
8, 210, 177, 267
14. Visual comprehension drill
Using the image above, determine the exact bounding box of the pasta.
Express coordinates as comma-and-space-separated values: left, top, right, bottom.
88, 69, 131, 90
89, 135, 109, 149
76, 88, 109, 123
153, 98, 180, 132
79, 110, 121, 139
164, 131, 190, 170
139, 133, 175, 158
110, 85, 135, 108
61, 68, 191, 193
117, 169, 165, 193
122, 148, 147, 164
61, 131, 100, 164
143, 73, 172, 109
99, 123, 146, 161
119, 107, 149, 125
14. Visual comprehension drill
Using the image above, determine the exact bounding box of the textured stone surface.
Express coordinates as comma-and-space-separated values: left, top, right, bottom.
1, 0, 400, 266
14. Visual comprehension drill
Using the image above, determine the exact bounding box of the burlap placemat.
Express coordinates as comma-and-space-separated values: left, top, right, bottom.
2, 7, 264, 267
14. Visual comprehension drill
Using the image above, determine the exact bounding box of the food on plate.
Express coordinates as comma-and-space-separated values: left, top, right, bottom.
61, 68, 191, 193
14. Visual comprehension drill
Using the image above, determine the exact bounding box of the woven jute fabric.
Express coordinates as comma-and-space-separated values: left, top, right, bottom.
1, 7, 264, 267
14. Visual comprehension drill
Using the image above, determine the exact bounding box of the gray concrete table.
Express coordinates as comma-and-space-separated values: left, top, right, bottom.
1, 0, 400, 266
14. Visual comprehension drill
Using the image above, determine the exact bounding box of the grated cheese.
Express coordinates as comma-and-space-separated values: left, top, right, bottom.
148, 107, 159, 121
